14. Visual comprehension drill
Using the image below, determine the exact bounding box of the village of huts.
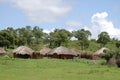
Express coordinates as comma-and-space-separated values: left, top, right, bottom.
12, 46, 78, 59
0, 45, 110, 60
1, 45, 120, 68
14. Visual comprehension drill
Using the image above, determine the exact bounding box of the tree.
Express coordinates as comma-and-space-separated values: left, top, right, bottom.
49, 29, 72, 48
0, 30, 12, 48
32, 26, 43, 44
73, 29, 91, 50
97, 32, 110, 47
116, 40, 120, 48
6, 27, 20, 48
16, 37, 27, 46
16, 26, 33, 45
43, 33, 50, 44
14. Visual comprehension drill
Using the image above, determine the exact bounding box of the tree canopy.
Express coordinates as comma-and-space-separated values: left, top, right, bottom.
73, 29, 91, 50
0, 26, 119, 53
97, 32, 110, 47
49, 29, 72, 48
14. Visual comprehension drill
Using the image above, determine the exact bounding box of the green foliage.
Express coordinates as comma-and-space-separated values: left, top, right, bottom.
16, 37, 27, 46
67, 40, 80, 49
102, 50, 120, 63
116, 41, 120, 48
17, 26, 34, 45
87, 40, 100, 52
73, 29, 91, 50
29, 44, 43, 51
0, 26, 119, 54
102, 51, 114, 63
43, 33, 50, 44
97, 32, 110, 47
49, 29, 72, 48
0, 30, 13, 48
0, 26, 44, 48
32, 26, 43, 44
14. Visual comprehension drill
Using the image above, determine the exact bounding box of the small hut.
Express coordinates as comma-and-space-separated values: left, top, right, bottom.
93, 47, 109, 60
0, 48, 6, 55
13, 46, 34, 59
40, 47, 51, 57
47, 46, 77, 59
93, 47, 109, 55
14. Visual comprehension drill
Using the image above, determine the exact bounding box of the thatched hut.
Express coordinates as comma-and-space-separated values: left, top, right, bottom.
92, 47, 109, 60
0, 48, 6, 55
13, 46, 34, 59
40, 47, 51, 57
94, 47, 109, 55
47, 46, 77, 59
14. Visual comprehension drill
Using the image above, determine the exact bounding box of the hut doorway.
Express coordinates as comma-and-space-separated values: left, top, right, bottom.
17, 54, 31, 59
52, 53, 59, 58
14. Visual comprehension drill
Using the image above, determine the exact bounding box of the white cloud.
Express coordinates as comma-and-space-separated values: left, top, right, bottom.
1, 0, 71, 23
87, 12, 120, 39
43, 29, 50, 34
43, 28, 55, 34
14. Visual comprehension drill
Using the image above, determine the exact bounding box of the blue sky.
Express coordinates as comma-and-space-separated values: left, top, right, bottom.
0, 0, 120, 39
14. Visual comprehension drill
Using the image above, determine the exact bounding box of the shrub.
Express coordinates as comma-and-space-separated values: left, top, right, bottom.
102, 50, 120, 67
102, 51, 113, 63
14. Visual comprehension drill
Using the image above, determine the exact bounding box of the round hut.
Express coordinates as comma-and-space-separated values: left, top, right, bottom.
94, 47, 109, 55
93, 47, 109, 60
0, 48, 6, 55
13, 46, 34, 59
47, 46, 77, 59
40, 47, 51, 57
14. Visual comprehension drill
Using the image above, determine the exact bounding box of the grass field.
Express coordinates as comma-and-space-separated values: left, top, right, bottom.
0, 57, 120, 80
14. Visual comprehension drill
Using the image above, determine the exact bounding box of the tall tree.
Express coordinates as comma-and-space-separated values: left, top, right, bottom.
6, 27, 19, 47
116, 40, 120, 48
0, 30, 12, 48
32, 26, 43, 44
49, 29, 72, 48
16, 26, 33, 45
73, 29, 91, 50
43, 33, 50, 44
97, 32, 110, 47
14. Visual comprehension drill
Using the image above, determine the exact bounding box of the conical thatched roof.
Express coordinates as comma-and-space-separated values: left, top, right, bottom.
94, 47, 109, 55
13, 46, 34, 55
40, 47, 51, 55
0, 48, 6, 54
47, 46, 77, 56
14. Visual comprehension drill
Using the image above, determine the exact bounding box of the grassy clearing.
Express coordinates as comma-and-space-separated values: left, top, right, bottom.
0, 57, 120, 80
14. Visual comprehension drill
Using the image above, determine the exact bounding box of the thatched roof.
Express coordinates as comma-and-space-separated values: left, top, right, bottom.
94, 47, 109, 55
47, 46, 77, 56
40, 47, 51, 55
0, 48, 6, 54
13, 46, 34, 55
71, 48, 81, 55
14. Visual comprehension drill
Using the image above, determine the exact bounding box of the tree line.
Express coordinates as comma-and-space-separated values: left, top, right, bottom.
0, 26, 120, 51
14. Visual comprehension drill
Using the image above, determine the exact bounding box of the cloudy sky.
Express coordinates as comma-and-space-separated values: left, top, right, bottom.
0, 0, 120, 39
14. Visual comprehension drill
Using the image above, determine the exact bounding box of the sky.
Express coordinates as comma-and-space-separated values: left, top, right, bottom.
0, 0, 120, 39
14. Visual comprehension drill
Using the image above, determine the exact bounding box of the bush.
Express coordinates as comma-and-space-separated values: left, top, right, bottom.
102, 51, 113, 63
102, 50, 120, 67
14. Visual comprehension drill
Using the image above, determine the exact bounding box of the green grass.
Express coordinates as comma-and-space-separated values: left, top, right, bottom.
0, 57, 120, 80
